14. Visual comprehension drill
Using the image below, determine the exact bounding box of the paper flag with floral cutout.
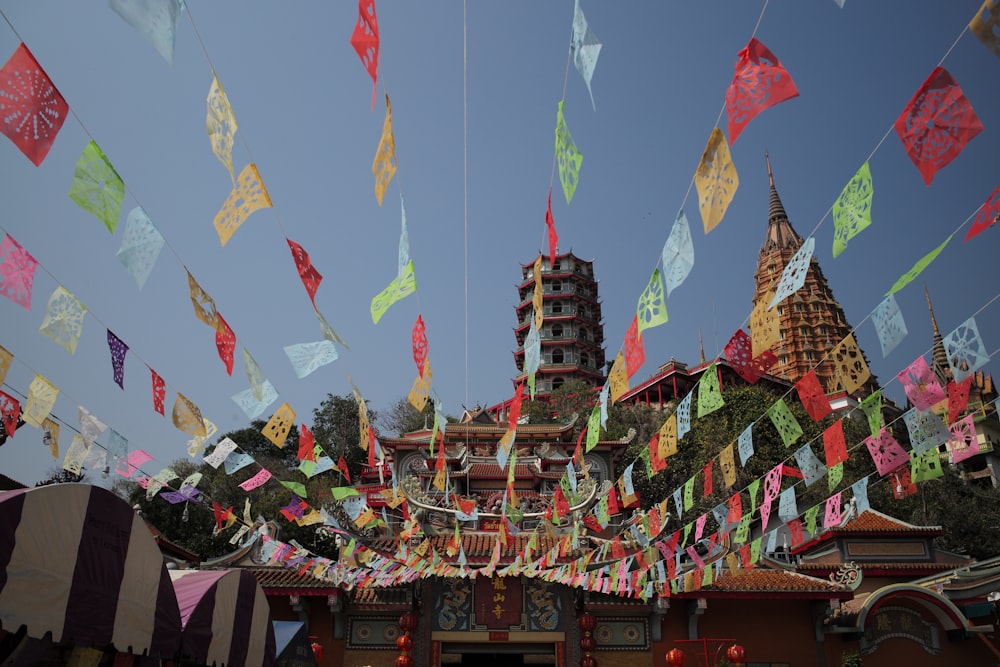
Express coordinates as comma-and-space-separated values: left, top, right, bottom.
315, 307, 349, 350
0, 346, 10, 391
114, 447, 147, 478
949, 414, 980, 464
778, 487, 798, 524
636, 268, 668, 334
0, 234, 38, 310
872, 294, 907, 358
860, 390, 882, 438
864, 428, 909, 476
286, 239, 322, 306
223, 450, 254, 475
373, 95, 397, 205
524, 316, 541, 396
23, 374, 57, 427
239, 468, 272, 492
412, 314, 428, 377
371, 260, 416, 324
0, 43, 68, 166
661, 209, 694, 297
301, 455, 334, 479
725, 38, 799, 144
532, 255, 544, 330
555, 101, 583, 204
971, 0, 1000, 58
262, 403, 295, 448
545, 191, 559, 266
110, 0, 182, 64
214, 163, 271, 246
350, 0, 379, 109
767, 398, 802, 447
796, 370, 831, 422
624, 315, 645, 378
105, 429, 127, 474
585, 406, 601, 453
242, 347, 265, 400
794, 444, 826, 488
725, 329, 775, 384
695, 128, 739, 234
948, 376, 973, 425
903, 407, 951, 455
750, 289, 780, 357
894, 68, 983, 186
769, 236, 814, 309
832, 161, 873, 258
824, 493, 842, 529
570, 0, 601, 109
828, 462, 844, 492
173, 393, 207, 438
823, 419, 848, 467
116, 208, 165, 290
106, 330, 128, 389
284, 340, 338, 379
719, 442, 737, 488
911, 447, 943, 483
851, 476, 870, 515
677, 393, 692, 440
212, 312, 235, 376
659, 414, 678, 459
161, 484, 202, 506
69, 140, 125, 234
206, 75, 237, 182
965, 184, 1000, 242
697, 363, 724, 418
150, 367, 165, 415
39, 286, 87, 354
737, 423, 754, 466
204, 437, 238, 469
886, 234, 953, 296
943, 316, 990, 384
296, 424, 316, 463
408, 360, 432, 411
831, 333, 871, 394
62, 434, 90, 476
186, 271, 217, 328
897, 356, 946, 410
608, 351, 629, 403
0, 390, 19, 438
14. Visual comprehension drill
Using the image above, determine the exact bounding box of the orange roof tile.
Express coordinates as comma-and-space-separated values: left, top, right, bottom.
832, 510, 941, 535
694, 568, 849, 598
467, 462, 534, 479
245, 566, 339, 594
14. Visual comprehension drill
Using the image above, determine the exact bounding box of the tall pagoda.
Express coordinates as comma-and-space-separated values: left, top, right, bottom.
513, 252, 606, 394
751, 155, 877, 395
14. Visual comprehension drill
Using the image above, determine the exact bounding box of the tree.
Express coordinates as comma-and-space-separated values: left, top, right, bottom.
35, 467, 89, 486
311, 392, 374, 484
524, 379, 599, 432
378, 397, 434, 436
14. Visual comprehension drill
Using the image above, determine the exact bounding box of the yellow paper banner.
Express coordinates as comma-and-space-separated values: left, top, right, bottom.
214, 163, 272, 246
172, 393, 207, 437
373, 94, 398, 206
263, 402, 296, 448
694, 128, 739, 234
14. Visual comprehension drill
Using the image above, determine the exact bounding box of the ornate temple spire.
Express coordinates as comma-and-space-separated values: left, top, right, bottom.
925, 284, 951, 384
699, 326, 706, 365
763, 152, 802, 251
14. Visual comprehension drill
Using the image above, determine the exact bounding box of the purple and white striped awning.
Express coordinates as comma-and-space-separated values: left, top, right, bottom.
0, 483, 182, 658
171, 569, 276, 667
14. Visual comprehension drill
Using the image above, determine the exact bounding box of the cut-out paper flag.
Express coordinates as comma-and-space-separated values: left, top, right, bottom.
555, 101, 583, 204
0, 43, 68, 166
62, 434, 89, 476
187, 271, 217, 328
865, 428, 909, 476
749, 290, 780, 357
232, 380, 278, 420
911, 447, 943, 483
350, 0, 380, 109
823, 419, 848, 467
23, 374, 57, 428
373, 94, 397, 205
676, 393, 692, 440
214, 163, 272, 246
287, 239, 322, 306
885, 234, 953, 296
239, 468, 272, 492
0, 391, 20, 438
0, 346, 10, 387
624, 315, 645, 378
284, 340, 338, 379
971, 0, 1000, 58
725, 329, 776, 384
206, 75, 237, 182
897, 356, 946, 410
107, 330, 129, 389
397, 196, 411, 277
39, 286, 87, 354
532, 255, 544, 331
214, 312, 236, 376
767, 398, 802, 448
943, 317, 990, 384
524, 316, 541, 394
412, 314, 429, 377
545, 190, 559, 267
636, 268, 668, 334
902, 408, 951, 456
224, 450, 255, 475
242, 347, 265, 400
0, 233, 38, 310
796, 370, 831, 422
824, 493, 842, 529
965, 185, 1000, 242
263, 403, 295, 448
949, 414, 980, 464
151, 368, 165, 416
69, 140, 125, 234
315, 308, 349, 350
697, 363, 724, 418
737, 423, 754, 466
832, 161, 873, 258
371, 260, 416, 324
794, 444, 826, 488
695, 128, 738, 234
78, 406, 107, 447
831, 333, 871, 395
894, 67, 983, 186
110, 0, 182, 65
872, 294, 907, 357
769, 236, 814, 309
172, 393, 207, 438
725, 38, 799, 144
105, 430, 127, 474
204, 437, 238, 469
570, 0, 601, 109
948, 376, 973, 425
662, 209, 694, 298
116, 207, 165, 290
407, 360, 432, 412
860, 391, 883, 437
608, 351, 629, 403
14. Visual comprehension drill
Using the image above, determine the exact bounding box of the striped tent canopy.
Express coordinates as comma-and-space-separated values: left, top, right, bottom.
171, 569, 276, 667
0, 483, 182, 658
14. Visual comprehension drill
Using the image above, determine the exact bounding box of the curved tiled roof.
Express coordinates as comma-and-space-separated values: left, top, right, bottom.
694, 568, 850, 598
246, 566, 339, 594
798, 562, 954, 575
350, 585, 412, 609
466, 462, 535, 479
831, 509, 942, 535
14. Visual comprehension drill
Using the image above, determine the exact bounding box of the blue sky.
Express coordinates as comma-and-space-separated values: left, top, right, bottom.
0, 1, 997, 487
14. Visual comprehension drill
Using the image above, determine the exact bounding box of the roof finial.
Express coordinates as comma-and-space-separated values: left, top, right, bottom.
766, 150, 774, 187
698, 326, 706, 365
924, 283, 950, 382
924, 283, 941, 337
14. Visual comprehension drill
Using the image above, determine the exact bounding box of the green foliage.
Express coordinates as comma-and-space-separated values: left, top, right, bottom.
378, 397, 435, 436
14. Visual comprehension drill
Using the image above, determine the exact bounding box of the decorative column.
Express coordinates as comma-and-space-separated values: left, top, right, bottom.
577, 611, 596, 667
396, 611, 418, 667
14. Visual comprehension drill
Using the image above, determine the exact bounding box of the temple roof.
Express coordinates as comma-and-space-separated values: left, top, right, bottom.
761, 153, 803, 253
245, 566, 340, 595
694, 567, 850, 599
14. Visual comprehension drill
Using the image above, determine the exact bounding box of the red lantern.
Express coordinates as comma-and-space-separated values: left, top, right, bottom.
577, 612, 596, 632
665, 648, 686, 666
309, 639, 324, 663
580, 635, 596, 652
726, 644, 746, 664
399, 612, 418, 632
580, 656, 597, 667
396, 635, 413, 652
395, 656, 414, 667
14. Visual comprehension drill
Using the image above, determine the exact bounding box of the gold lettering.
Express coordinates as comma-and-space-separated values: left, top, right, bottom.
493, 603, 505, 620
